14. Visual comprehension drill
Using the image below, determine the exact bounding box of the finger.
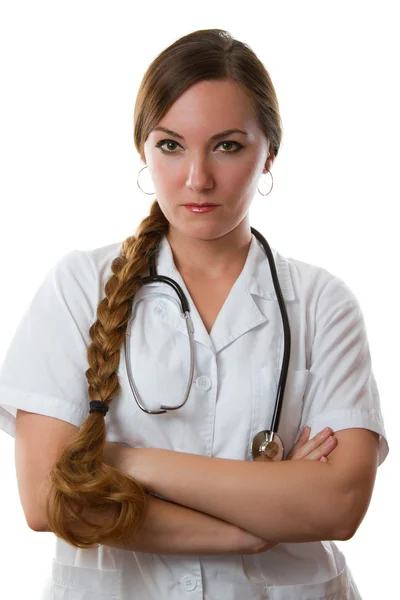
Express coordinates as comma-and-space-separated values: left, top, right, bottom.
304, 435, 337, 461
323, 439, 337, 458
298, 426, 311, 444
293, 427, 333, 459
286, 427, 311, 459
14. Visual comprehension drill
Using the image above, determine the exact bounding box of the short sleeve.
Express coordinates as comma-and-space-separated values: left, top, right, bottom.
300, 276, 389, 467
0, 250, 96, 438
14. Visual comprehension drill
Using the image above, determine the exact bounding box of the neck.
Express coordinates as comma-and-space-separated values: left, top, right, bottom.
166, 223, 253, 280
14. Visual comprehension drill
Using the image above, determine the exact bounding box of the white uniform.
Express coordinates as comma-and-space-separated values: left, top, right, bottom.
0, 232, 389, 600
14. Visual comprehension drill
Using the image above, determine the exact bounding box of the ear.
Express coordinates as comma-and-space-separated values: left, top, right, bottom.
264, 151, 275, 173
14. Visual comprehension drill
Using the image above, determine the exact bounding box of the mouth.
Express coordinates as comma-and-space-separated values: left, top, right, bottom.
184, 203, 218, 207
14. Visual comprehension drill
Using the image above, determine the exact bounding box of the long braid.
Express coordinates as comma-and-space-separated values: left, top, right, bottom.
45, 200, 169, 548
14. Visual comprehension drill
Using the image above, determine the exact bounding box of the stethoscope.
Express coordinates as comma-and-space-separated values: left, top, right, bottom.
124, 226, 291, 462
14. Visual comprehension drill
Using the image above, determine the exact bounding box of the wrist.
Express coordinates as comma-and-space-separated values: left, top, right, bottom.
104, 441, 127, 471
120, 446, 154, 490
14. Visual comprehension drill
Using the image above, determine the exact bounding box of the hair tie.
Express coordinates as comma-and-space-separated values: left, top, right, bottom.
89, 400, 109, 416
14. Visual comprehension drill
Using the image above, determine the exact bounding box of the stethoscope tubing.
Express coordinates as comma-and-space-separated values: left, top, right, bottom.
123, 226, 291, 457
250, 227, 291, 435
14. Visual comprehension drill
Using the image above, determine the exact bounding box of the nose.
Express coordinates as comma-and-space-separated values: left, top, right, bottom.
185, 155, 214, 192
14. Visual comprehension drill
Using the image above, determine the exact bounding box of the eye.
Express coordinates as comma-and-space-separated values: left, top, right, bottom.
219, 141, 243, 152
155, 140, 181, 153
155, 139, 244, 154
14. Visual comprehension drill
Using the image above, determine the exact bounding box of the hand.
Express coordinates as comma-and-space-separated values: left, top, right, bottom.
103, 442, 153, 490
103, 441, 131, 471
286, 426, 338, 462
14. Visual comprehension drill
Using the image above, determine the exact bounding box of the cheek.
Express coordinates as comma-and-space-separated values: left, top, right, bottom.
226, 171, 258, 208
243, 160, 261, 185
226, 157, 259, 186
144, 148, 176, 185
152, 161, 181, 190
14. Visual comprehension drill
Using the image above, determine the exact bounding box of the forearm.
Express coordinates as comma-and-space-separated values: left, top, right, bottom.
136, 449, 350, 543
39, 493, 264, 556
105, 494, 266, 555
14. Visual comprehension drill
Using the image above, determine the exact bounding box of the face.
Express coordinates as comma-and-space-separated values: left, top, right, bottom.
143, 79, 273, 242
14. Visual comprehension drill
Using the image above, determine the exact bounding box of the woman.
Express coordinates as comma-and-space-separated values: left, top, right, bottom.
0, 28, 389, 599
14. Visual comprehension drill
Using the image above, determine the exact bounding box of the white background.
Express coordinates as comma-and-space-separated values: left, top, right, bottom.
0, 1, 398, 598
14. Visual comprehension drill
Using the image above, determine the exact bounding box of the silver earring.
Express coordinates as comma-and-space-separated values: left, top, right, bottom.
137, 165, 156, 195
257, 170, 274, 196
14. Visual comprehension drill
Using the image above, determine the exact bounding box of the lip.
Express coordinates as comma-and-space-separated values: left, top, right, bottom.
185, 205, 218, 213
184, 203, 218, 207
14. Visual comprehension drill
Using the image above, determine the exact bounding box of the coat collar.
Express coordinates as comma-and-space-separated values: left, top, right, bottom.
154, 233, 295, 302
133, 233, 295, 353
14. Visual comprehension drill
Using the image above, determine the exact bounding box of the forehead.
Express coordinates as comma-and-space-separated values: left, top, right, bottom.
150, 79, 260, 140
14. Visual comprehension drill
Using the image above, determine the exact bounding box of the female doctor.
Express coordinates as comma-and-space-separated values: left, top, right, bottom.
0, 28, 389, 600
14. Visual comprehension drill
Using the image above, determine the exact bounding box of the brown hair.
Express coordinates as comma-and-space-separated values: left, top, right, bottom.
45, 28, 283, 548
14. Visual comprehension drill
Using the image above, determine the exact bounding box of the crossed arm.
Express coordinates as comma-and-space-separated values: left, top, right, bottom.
108, 428, 380, 544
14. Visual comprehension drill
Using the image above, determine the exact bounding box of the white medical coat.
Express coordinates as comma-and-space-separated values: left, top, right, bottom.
0, 232, 389, 600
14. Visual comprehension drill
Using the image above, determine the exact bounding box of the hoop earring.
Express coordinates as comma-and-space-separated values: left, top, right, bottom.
257, 170, 274, 196
137, 165, 156, 195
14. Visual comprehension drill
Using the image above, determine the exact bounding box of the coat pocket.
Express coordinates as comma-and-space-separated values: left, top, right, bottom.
266, 546, 362, 600
52, 558, 121, 599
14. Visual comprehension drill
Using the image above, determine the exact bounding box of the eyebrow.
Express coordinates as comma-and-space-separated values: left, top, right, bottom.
152, 127, 248, 142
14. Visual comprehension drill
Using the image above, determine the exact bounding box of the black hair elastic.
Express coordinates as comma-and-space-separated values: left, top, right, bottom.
89, 400, 109, 416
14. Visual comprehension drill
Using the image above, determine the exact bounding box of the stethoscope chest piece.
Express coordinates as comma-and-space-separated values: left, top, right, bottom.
252, 430, 284, 461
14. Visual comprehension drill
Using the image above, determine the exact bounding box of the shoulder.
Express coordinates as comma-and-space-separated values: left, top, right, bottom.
37, 241, 124, 328
52, 240, 124, 295
81, 240, 124, 281
277, 250, 359, 309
